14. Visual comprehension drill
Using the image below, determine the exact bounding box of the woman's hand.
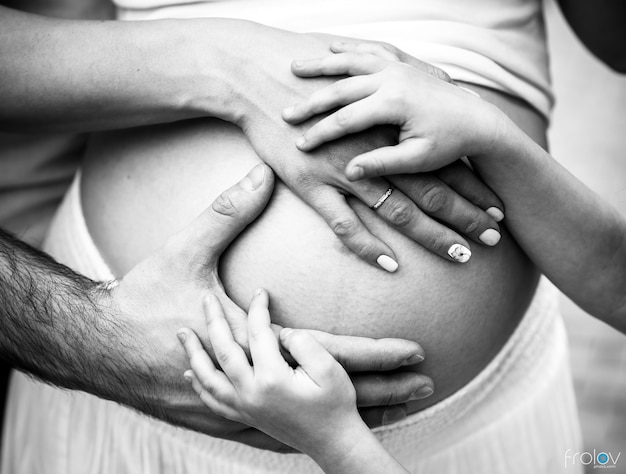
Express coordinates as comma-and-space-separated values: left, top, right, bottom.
283, 51, 502, 181
225, 24, 503, 265
178, 289, 374, 459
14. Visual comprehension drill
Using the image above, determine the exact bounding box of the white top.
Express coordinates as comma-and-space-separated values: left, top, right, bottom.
115, 0, 553, 118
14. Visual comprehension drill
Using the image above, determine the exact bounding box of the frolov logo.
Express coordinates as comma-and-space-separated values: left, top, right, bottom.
565, 449, 621, 469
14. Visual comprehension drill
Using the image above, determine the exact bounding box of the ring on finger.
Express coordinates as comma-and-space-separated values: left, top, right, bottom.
371, 188, 394, 211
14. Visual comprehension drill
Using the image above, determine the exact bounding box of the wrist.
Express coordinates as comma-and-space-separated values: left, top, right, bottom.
171, 18, 260, 126
87, 284, 160, 407
470, 102, 511, 159
307, 418, 372, 471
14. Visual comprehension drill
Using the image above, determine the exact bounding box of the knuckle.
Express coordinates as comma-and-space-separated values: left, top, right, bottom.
215, 350, 231, 369
423, 229, 448, 253
330, 217, 358, 238
388, 201, 415, 228
335, 108, 351, 127
463, 212, 483, 235
419, 183, 449, 214
377, 41, 396, 54
200, 381, 219, 398
257, 374, 281, 394
331, 79, 349, 98
211, 191, 238, 218
381, 88, 407, 115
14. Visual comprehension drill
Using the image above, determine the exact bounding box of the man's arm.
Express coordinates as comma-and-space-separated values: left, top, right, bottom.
0, 227, 134, 398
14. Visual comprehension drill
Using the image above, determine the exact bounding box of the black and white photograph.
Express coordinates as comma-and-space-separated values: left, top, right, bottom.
0, 0, 624, 472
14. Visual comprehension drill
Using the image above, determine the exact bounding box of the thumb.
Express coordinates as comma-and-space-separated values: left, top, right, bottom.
171, 163, 274, 265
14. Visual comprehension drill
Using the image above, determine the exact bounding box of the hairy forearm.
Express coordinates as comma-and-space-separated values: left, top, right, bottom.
0, 7, 244, 132
0, 227, 148, 404
471, 111, 626, 331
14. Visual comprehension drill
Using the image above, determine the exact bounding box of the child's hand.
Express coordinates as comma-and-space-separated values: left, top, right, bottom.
282, 52, 503, 182
178, 289, 370, 459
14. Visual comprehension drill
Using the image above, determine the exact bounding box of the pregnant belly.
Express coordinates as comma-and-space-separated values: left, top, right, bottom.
81, 85, 542, 412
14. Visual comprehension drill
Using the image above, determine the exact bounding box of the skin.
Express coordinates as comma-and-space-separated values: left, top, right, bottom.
82, 81, 542, 414
178, 49, 626, 474
286, 49, 626, 332
0, 164, 433, 453
179, 290, 409, 474
0, 0, 500, 443
0, 6, 506, 269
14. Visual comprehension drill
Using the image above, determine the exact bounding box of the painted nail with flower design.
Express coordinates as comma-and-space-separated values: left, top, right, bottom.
448, 244, 471, 263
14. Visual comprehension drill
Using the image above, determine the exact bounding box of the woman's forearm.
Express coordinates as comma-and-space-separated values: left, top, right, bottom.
0, 7, 245, 132
472, 111, 626, 332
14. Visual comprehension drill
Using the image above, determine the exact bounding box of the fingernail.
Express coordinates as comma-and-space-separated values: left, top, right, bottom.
177, 330, 186, 344
295, 136, 307, 149
293, 60, 304, 68
478, 228, 501, 246
280, 328, 294, 339
448, 244, 471, 263
381, 407, 406, 425
486, 207, 504, 222
183, 370, 193, 383
282, 106, 295, 118
347, 164, 364, 181
402, 353, 424, 365
377, 255, 399, 273
331, 41, 345, 49
240, 163, 266, 191
409, 385, 434, 401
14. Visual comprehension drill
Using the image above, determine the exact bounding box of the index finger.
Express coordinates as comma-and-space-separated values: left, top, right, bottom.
247, 289, 291, 375
204, 295, 253, 387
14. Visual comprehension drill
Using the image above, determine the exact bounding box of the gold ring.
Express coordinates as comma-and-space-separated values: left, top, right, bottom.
371, 188, 393, 211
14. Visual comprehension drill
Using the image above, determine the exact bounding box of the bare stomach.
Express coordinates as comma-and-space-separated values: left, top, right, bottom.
82, 83, 544, 413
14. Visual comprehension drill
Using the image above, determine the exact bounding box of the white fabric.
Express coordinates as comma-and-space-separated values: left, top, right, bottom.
115, 0, 553, 118
1, 174, 583, 473
0, 132, 83, 246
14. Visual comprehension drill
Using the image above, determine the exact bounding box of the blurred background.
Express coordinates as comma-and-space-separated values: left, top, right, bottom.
545, 0, 626, 472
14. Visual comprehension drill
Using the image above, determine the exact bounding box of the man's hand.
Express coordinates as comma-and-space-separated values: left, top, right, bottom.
98, 164, 433, 450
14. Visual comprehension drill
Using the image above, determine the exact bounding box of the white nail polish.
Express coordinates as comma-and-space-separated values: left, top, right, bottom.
283, 106, 294, 118
486, 207, 505, 222
478, 229, 501, 246
448, 244, 471, 263
377, 255, 399, 273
